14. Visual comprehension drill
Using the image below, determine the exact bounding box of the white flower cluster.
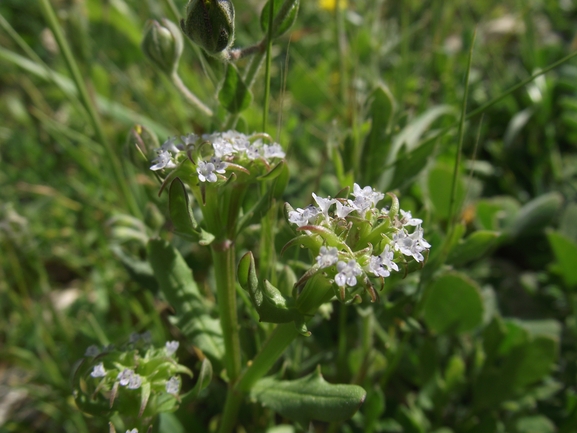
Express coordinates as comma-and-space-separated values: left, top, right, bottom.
288, 184, 430, 291
150, 130, 285, 183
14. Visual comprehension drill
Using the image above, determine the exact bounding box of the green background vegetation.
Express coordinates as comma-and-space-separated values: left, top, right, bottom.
2, 0, 577, 431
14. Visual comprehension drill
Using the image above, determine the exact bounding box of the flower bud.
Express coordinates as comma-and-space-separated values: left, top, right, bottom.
141, 19, 183, 76
180, 0, 235, 57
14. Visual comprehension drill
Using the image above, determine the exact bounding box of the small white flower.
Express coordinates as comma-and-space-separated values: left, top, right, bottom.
380, 244, 399, 272
335, 200, 355, 219
316, 246, 339, 268
117, 369, 134, 386
212, 137, 235, 157
197, 160, 218, 183
393, 225, 430, 262
90, 362, 106, 378
166, 376, 180, 395
399, 209, 422, 227
368, 255, 390, 278
263, 143, 285, 159
160, 136, 180, 154
210, 157, 227, 174
245, 144, 261, 160
312, 193, 335, 220
127, 374, 142, 390
84, 345, 99, 357
288, 205, 320, 227
180, 133, 198, 148
335, 260, 362, 287
150, 150, 176, 171
126, 429, 138, 433
351, 184, 384, 217
165, 341, 179, 356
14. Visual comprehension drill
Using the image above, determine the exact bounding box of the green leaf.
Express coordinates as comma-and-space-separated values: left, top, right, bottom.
559, 203, 577, 242
218, 63, 252, 113
386, 135, 437, 191
473, 319, 560, 410
475, 196, 520, 231
422, 272, 484, 334
547, 230, 577, 288
427, 162, 465, 220
147, 239, 224, 364
447, 230, 501, 266
181, 358, 213, 403
238, 252, 305, 328
515, 415, 555, 433
506, 192, 563, 238
360, 85, 395, 186
169, 178, 199, 239
261, 0, 300, 39
250, 368, 366, 425
364, 386, 385, 433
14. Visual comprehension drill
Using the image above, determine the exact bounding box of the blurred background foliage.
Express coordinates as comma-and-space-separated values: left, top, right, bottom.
2, 0, 577, 432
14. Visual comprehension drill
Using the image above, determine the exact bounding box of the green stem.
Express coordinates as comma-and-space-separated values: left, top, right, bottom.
447, 30, 475, 228
236, 323, 299, 392
335, 0, 347, 106
262, 0, 275, 132
38, 0, 141, 218
171, 72, 214, 117
211, 242, 242, 382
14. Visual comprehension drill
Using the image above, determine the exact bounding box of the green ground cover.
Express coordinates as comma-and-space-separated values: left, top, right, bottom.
2, 0, 577, 432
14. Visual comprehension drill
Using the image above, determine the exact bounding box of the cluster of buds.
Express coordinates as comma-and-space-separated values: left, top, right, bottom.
73, 334, 190, 424
150, 130, 285, 184
286, 184, 430, 303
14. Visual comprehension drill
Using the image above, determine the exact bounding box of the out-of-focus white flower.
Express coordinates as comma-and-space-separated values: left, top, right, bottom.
90, 362, 106, 378
166, 376, 180, 395
150, 150, 177, 171
316, 246, 339, 268
165, 341, 179, 356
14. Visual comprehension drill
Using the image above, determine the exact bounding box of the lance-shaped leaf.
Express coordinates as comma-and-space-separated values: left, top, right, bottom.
169, 178, 215, 245
447, 230, 501, 266
238, 252, 306, 331
218, 63, 252, 113
360, 85, 395, 186
181, 358, 213, 403
250, 367, 366, 425
260, 0, 300, 39
148, 239, 224, 364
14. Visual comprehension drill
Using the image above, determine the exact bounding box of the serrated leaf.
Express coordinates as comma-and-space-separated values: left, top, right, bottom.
250, 368, 366, 424
422, 272, 484, 334
147, 239, 224, 364
218, 63, 252, 113
447, 230, 501, 266
261, 0, 300, 39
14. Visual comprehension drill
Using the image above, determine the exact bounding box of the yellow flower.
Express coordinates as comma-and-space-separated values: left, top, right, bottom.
318, 0, 347, 11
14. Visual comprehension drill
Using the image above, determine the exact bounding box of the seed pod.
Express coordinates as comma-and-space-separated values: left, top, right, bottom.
180, 0, 235, 56
141, 19, 183, 75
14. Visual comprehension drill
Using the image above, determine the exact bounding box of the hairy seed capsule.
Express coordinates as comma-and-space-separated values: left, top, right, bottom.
180, 0, 235, 56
